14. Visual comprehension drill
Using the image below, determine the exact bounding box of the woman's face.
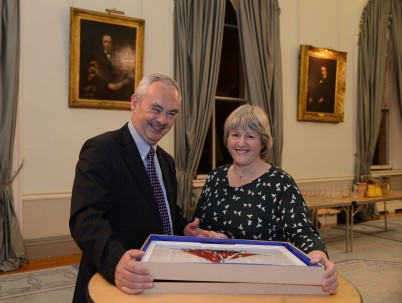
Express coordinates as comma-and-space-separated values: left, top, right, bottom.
227, 127, 262, 167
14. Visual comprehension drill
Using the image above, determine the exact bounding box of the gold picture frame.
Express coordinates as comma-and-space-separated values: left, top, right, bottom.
297, 45, 347, 123
69, 8, 144, 110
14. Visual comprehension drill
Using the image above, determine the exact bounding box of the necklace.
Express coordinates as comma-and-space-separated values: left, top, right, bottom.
233, 165, 261, 179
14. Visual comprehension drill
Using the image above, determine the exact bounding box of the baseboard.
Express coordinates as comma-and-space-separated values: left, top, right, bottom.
24, 235, 81, 260
376, 200, 402, 214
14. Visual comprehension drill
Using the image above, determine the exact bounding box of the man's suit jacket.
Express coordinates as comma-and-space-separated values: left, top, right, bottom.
69, 123, 188, 303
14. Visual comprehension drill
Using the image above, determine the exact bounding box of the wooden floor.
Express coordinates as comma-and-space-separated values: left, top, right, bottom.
1, 211, 400, 276
0, 253, 81, 276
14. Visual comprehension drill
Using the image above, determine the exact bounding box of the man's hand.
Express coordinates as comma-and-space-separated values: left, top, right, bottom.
183, 218, 228, 239
115, 250, 154, 295
308, 250, 339, 294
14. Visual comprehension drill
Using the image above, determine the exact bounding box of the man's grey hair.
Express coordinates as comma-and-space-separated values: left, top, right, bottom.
135, 73, 181, 103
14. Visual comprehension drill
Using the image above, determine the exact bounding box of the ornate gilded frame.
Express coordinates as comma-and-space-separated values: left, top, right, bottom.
69, 8, 144, 110
297, 45, 347, 123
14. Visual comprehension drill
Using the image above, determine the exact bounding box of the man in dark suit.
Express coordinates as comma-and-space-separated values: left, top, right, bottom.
306, 66, 335, 113
70, 73, 225, 302
80, 34, 133, 101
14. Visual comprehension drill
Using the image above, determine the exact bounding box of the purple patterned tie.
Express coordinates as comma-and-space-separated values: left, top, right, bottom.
147, 147, 171, 235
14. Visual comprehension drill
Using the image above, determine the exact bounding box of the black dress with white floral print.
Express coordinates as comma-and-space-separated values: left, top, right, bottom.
194, 164, 327, 254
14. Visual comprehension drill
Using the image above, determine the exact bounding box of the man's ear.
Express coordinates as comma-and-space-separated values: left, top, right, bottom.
131, 94, 138, 111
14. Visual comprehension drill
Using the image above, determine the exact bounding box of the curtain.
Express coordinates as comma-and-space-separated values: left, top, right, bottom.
235, 0, 283, 166
173, 0, 226, 219
0, 0, 26, 271
355, 0, 390, 219
391, 0, 402, 120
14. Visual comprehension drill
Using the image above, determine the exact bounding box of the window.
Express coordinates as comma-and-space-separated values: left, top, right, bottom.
197, 1, 246, 175
372, 27, 402, 171
372, 110, 389, 168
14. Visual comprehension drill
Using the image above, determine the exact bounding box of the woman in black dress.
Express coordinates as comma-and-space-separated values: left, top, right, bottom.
194, 104, 339, 294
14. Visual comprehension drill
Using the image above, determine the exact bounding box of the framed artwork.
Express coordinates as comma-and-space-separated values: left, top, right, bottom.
297, 45, 347, 123
138, 235, 324, 287
141, 240, 307, 266
69, 8, 145, 110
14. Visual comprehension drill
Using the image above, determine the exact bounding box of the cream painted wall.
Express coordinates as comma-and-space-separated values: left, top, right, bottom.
18, 0, 175, 242
16, 0, 371, 247
20, 0, 175, 194
279, 0, 366, 179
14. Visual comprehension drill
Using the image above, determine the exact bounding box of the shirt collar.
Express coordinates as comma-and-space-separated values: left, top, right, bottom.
128, 121, 156, 161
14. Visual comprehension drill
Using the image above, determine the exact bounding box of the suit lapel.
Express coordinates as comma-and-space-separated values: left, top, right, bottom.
117, 124, 160, 215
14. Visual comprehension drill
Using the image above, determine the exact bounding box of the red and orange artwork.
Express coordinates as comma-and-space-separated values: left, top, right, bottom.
181, 249, 257, 263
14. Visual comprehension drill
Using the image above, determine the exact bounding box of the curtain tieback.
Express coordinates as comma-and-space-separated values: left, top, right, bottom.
175, 166, 193, 183
0, 160, 24, 192
354, 153, 363, 163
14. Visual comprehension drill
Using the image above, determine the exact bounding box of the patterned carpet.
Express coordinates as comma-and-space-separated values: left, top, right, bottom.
325, 217, 402, 303
0, 265, 77, 303
349, 218, 402, 242
336, 259, 402, 303
319, 226, 364, 243
320, 217, 402, 243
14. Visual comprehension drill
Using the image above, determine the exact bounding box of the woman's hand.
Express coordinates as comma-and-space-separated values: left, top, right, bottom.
308, 250, 339, 294
184, 218, 228, 239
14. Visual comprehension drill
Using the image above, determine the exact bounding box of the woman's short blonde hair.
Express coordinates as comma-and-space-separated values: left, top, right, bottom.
223, 104, 273, 160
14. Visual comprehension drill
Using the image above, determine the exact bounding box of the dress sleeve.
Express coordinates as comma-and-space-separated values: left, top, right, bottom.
278, 183, 327, 255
